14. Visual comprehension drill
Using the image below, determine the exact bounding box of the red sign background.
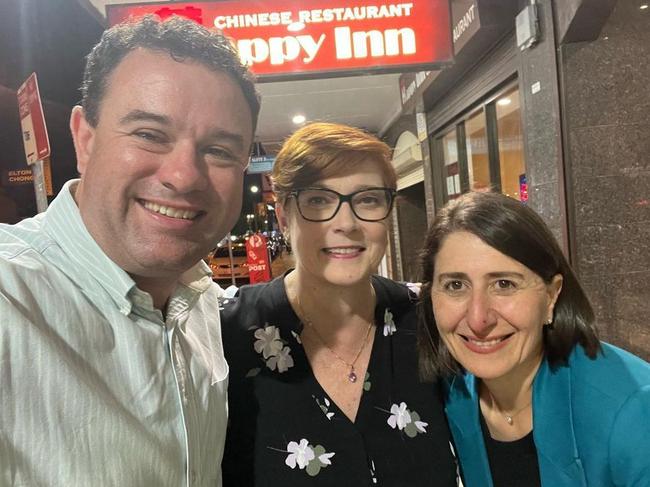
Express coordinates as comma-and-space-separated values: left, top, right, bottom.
107, 0, 452, 79
246, 233, 272, 283
17, 73, 50, 164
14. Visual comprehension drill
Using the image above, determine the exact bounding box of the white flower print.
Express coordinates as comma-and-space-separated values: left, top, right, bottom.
254, 326, 283, 358
370, 459, 378, 484
291, 330, 302, 344
277, 440, 335, 477
314, 396, 335, 420
318, 451, 335, 465
404, 411, 428, 437
387, 402, 412, 430
285, 439, 315, 469
414, 419, 428, 433
252, 324, 295, 374
380, 402, 429, 438
383, 308, 397, 336
266, 346, 294, 373
307, 445, 335, 476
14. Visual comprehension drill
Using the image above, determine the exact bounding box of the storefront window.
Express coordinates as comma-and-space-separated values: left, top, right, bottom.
432, 82, 527, 205
465, 110, 490, 191
495, 87, 526, 201
441, 129, 461, 199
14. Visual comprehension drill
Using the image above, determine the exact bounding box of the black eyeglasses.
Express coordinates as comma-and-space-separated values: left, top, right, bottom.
288, 187, 396, 222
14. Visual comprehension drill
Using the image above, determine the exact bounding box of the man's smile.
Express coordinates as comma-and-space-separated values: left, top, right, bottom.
140, 199, 203, 220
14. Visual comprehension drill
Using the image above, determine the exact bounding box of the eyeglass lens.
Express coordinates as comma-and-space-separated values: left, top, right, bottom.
296, 188, 392, 221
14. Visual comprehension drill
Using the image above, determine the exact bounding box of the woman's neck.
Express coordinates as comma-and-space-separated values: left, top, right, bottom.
481, 350, 543, 410
284, 267, 375, 334
479, 351, 543, 422
478, 350, 543, 440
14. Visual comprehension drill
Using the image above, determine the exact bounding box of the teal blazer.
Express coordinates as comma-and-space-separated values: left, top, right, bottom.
444, 343, 650, 486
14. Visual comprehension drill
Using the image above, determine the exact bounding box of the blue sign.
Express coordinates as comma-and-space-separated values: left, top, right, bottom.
248, 155, 275, 174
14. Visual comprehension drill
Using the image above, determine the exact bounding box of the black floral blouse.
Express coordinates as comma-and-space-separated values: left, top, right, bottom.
220, 274, 458, 487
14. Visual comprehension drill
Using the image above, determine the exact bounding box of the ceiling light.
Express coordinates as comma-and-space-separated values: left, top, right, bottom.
250, 185, 259, 193
497, 97, 511, 106
292, 114, 306, 124
640, 4, 648, 9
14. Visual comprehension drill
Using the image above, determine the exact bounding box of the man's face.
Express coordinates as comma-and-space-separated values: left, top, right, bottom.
71, 48, 253, 284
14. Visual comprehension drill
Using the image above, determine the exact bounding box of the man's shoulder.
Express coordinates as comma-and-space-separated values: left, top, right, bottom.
0, 240, 50, 283
0, 215, 51, 259
0, 223, 72, 313
0, 252, 63, 308
0, 250, 73, 341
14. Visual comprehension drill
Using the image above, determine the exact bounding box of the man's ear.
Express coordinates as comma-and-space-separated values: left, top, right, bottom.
69, 106, 95, 176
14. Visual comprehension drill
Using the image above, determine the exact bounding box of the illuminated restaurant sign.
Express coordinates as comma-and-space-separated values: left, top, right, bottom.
107, 0, 453, 80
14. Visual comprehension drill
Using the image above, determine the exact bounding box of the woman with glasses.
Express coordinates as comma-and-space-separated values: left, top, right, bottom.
220, 123, 458, 486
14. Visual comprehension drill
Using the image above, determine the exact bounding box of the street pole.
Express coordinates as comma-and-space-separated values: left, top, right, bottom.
226, 232, 236, 287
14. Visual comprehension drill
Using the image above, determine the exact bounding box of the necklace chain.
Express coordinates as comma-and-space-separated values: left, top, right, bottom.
488, 391, 532, 425
295, 299, 373, 383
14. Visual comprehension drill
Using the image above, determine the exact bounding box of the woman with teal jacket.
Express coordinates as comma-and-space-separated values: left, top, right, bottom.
417, 191, 650, 487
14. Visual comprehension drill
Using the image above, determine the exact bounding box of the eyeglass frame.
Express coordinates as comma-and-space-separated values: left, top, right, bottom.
286, 186, 397, 222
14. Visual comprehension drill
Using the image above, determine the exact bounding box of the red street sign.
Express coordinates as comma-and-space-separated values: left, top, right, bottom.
17, 73, 51, 165
246, 233, 272, 283
107, 0, 453, 80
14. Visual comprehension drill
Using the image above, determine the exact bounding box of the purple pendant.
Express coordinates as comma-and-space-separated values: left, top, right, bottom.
348, 370, 358, 383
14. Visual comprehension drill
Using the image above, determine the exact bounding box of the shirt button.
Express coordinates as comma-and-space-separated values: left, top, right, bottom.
190, 470, 197, 483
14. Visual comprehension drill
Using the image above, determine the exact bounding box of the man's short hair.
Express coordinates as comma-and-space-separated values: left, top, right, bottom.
80, 14, 260, 131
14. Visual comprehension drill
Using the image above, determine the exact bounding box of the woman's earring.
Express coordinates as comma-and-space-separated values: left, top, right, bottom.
545, 318, 553, 326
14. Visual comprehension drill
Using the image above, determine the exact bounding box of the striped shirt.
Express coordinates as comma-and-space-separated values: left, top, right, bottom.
0, 180, 228, 486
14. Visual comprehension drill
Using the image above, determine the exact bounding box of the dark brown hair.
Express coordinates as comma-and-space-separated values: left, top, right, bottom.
271, 122, 395, 203
80, 14, 260, 131
417, 191, 600, 380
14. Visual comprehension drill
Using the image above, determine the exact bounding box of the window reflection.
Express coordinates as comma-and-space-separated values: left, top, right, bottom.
441, 129, 460, 199
465, 110, 490, 191
495, 87, 526, 201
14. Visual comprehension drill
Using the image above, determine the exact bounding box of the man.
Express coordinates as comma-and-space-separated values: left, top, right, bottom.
0, 15, 259, 486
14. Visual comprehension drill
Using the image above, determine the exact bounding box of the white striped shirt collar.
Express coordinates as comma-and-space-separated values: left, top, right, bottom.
42, 179, 214, 317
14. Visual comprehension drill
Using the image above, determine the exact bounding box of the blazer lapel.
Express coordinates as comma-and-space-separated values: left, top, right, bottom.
445, 374, 494, 487
533, 358, 587, 486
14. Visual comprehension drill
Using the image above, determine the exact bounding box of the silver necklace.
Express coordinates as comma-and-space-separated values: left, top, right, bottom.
488, 390, 532, 425
295, 300, 374, 383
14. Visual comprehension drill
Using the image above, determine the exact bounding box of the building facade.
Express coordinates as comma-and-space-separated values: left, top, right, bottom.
386, 0, 650, 359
